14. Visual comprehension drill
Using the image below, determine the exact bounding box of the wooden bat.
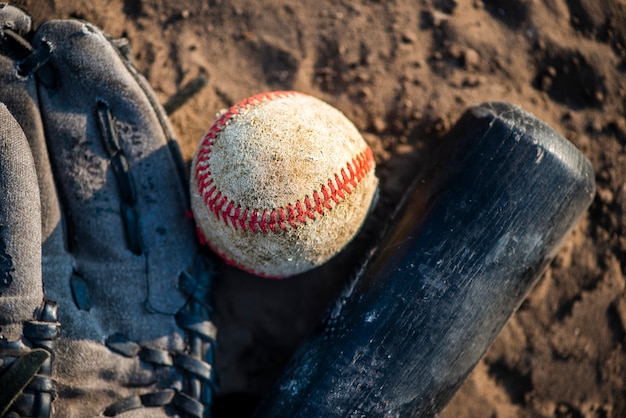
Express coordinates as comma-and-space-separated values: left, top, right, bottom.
252, 102, 596, 417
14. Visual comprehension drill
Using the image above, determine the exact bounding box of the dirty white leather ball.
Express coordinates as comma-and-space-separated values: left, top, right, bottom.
190, 91, 378, 278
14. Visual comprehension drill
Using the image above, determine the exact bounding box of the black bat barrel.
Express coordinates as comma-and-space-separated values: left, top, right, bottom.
253, 102, 596, 417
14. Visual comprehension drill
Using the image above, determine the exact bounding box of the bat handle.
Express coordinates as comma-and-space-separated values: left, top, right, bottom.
254, 102, 595, 417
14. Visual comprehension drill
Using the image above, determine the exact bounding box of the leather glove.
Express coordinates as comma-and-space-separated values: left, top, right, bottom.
0, 4, 217, 417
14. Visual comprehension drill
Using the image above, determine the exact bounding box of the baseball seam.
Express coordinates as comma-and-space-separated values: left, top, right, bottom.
194, 91, 376, 235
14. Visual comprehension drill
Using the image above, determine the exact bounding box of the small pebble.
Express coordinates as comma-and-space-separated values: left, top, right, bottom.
462, 48, 480, 70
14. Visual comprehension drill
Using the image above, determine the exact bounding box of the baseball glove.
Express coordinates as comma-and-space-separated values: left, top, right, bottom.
0, 3, 218, 417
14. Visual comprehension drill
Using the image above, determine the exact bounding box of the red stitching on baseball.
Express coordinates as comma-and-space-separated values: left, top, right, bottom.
260, 208, 269, 234
194, 90, 375, 235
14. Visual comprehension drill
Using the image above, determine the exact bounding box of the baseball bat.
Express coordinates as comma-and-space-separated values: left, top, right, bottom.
252, 102, 595, 417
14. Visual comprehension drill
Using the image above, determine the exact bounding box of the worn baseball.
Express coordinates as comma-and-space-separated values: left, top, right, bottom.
190, 91, 378, 278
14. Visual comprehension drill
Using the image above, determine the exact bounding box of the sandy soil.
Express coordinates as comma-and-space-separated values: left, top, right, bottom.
15, 0, 626, 417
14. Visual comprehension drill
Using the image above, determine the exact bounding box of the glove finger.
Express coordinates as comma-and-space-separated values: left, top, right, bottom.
0, 103, 43, 339
31, 19, 197, 315
0, 4, 63, 249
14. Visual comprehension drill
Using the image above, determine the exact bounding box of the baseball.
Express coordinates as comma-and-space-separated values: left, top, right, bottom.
190, 91, 378, 278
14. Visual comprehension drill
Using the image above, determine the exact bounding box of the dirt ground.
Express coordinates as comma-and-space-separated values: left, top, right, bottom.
15, 0, 626, 417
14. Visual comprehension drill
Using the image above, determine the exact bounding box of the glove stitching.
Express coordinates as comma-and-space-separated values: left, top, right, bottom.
0, 301, 60, 418
0, 29, 56, 88
95, 100, 144, 256
101, 261, 217, 418
0, 28, 31, 61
